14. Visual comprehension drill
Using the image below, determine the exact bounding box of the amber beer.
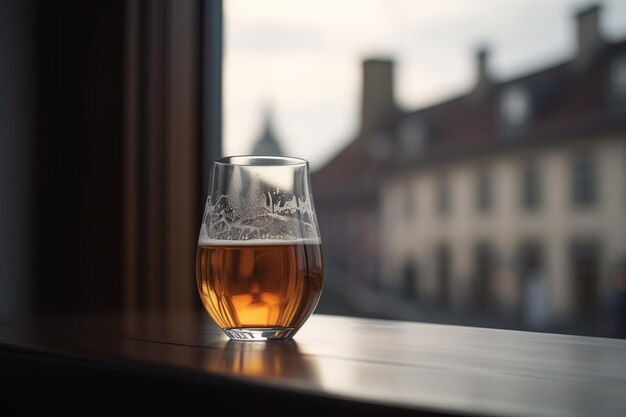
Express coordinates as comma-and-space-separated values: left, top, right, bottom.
196, 239, 323, 333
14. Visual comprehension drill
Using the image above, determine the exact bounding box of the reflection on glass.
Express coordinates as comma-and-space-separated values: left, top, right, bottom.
204, 340, 319, 381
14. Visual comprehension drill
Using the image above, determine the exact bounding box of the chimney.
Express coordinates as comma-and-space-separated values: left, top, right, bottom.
360, 59, 396, 133
472, 45, 492, 99
574, 4, 604, 69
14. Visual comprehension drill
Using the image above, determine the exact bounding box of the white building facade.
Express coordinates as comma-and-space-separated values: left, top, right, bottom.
381, 135, 626, 326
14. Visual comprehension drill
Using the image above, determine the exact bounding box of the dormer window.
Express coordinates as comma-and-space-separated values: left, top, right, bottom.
500, 85, 530, 128
611, 54, 626, 101
399, 118, 427, 157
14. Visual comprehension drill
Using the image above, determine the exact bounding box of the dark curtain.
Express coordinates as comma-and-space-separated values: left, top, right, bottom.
0, 0, 222, 315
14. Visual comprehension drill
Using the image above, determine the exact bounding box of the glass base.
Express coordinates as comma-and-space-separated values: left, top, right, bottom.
223, 327, 296, 341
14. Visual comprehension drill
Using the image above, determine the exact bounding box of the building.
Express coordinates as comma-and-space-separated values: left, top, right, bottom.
251, 107, 284, 156
312, 58, 399, 294
313, 5, 626, 333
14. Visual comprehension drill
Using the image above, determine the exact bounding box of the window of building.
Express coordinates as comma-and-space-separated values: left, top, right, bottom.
612, 54, 626, 101
476, 167, 492, 213
500, 85, 530, 128
519, 242, 549, 329
521, 160, 542, 211
474, 242, 495, 309
436, 245, 451, 305
438, 177, 451, 215
570, 241, 600, 318
572, 153, 597, 207
402, 260, 418, 301
404, 182, 415, 218
399, 117, 428, 158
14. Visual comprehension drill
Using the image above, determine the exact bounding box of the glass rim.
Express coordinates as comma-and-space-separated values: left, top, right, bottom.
214, 155, 308, 167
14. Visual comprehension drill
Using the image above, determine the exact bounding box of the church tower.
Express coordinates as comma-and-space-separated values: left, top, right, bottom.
251, 106, 284, 156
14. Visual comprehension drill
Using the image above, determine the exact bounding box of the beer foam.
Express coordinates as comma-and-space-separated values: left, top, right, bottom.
198, 237, 321, 246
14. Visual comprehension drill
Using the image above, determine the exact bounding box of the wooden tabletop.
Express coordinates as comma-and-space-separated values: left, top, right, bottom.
0, 311, 625, 416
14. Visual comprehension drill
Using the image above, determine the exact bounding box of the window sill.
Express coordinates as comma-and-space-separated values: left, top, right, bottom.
0, 311, 624, 416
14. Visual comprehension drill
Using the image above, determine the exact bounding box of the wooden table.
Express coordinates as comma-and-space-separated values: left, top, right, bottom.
0, 312, 625, 416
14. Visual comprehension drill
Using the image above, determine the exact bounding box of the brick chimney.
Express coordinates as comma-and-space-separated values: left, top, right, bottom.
360, 59, 396, 133
574, 4, 604, 69
472, 45, 492, 99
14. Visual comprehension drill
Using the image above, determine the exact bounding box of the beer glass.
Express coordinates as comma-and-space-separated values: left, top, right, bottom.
196, 156, 323, 341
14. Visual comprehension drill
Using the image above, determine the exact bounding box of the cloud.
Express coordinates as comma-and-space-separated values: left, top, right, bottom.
229, 24, 326, 52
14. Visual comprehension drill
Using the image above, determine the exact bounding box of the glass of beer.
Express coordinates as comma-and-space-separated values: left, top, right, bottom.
196, 156, 323, 341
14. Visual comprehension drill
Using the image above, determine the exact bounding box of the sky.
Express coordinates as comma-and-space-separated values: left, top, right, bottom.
223, 0, 626, 170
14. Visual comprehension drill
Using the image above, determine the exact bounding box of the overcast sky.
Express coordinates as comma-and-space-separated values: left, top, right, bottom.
223, 0, 626, 170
